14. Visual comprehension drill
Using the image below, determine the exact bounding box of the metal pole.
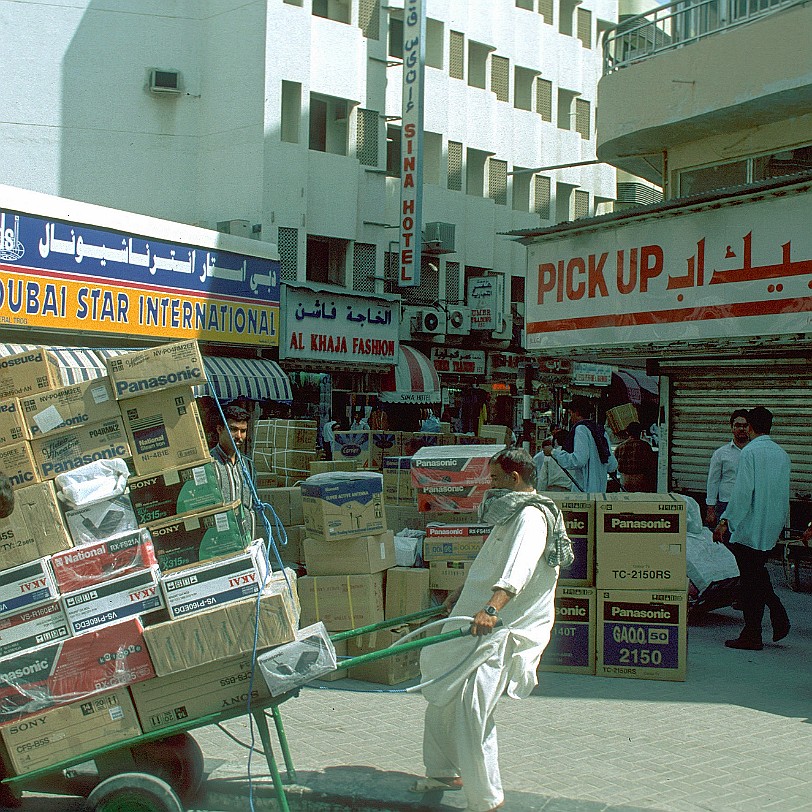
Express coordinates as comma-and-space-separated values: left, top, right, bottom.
329, 605, 445, 643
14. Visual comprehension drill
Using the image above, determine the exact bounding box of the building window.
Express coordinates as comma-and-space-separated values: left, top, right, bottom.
352, 243, 377, 292
309, 93, 349, 155
280, 81, 301, 144
386, 125, 401, 177
536, 78, 553, 122
538, 0, 553, 25
420, 258, 440, 304
446, 260, 461, 303
753, 144, 812, 181
312, 0, 350, 24
384, 250, 398, 294
577, 8, 592, 48
575, 97, 591, 139
426, 18, 444, 69
389, 15, 403, 59
557, 88, 577, 131
516, 0, 534, 9
306, 236, 347, 286
490, 55, 509, 102
514, 67, 537, 111
278, 227, 298, 281
449, 30, 465, 79
448, 140, 463, 191
468, 41, 492, 90
359, 0, 380, 39
574, 189, 590, 219
534, 175, 551, 219
556, 181, 577, 223
424, 132, 443, 185
679, 160, 748, 197
467, 149, 490, 198
488, 159, 508, 205
559, 0, 577, 36
356, 108, 379, 167
512, 168, 532, 212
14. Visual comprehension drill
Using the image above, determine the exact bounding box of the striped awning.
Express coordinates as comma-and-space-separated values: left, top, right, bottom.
379, 345, 440, 404
0, 345, 108, 386
615, 369, 659, 406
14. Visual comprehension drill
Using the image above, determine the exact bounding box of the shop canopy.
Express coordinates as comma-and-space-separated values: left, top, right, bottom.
379, 345, 441, 404
614, 369, 659, 406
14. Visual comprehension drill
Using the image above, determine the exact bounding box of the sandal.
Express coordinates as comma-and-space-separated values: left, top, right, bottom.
409, 776, 464, 792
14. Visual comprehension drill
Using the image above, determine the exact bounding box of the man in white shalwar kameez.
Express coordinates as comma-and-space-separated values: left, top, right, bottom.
414, 448, 573, 812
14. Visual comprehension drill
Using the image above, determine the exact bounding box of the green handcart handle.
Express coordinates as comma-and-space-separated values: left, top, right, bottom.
329, 605, 447, 643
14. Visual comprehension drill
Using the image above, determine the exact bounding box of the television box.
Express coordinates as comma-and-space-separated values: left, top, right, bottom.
0, 689, 141, 775
298, 572, 384, 631
119, 387, 208, 476
303, 531, 395, 576
416, 486, 489, 514
0, 601, 71, 659
597, 589, 688, 682
595, 494, 686, 591
301, 472, 386, 541
539, 586, 596, 675
18, 377, 120, 439
332, 431, 372, 470
384, 566, 430, 620
105, 339, 206, 401
347, 625, 420, 685
541, 492, 595, 587
428, 560, 472, 590
0, 441, 40, 491
411, 443, 505, 487
382, 456, 417, 504
0, 481, 72, 568
256, 486, 304, 528
63, 493, 139, 546
0, 348, 60, 400
0, 557, 59, 619
423, 523, 491, 561
0, 618, 154, 722
51, 529, 156, 593
29, 417, 130, 481
0, 398, 28, 445
146, 501, 249, 572
127, 462, 225, 524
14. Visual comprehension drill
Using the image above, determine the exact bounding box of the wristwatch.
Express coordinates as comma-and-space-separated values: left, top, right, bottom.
483, 605, 498, 617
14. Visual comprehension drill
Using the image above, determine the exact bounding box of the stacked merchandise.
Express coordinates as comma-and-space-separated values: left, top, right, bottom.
253, 419, 317, 488
256, 486, 307, 569
331, 429, 457, 472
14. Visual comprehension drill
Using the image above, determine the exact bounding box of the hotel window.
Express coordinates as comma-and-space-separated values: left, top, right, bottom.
488, 159, 508, 205
575, 98, 591, 139
577, 8, 592, 48
534, 175, 551, 219
491, 55, 509, 102
536, 78, 553, 122
449, 31, 465, 79
448, 141, 463, 191
356, 108, 379, 167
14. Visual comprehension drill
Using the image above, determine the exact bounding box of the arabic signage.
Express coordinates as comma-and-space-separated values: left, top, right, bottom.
571, 362, 612, 386
489, 352, 523, 376
467, 275, 503, 330
279, 284, 399, 365
525, 185, 812, 350
399, 0, 425, 288
535, 356, 572, 375
0, 208, 280, 346
430, 347, 485, 375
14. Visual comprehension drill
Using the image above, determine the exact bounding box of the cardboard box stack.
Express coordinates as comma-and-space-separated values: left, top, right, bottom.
256, 485, 307, 566
253, 419, 317, 487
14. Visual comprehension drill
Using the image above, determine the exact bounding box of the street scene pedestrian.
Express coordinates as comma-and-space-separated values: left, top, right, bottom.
705, 409, 750, 527
533, 429, 572, 492
614, 420, 658, 492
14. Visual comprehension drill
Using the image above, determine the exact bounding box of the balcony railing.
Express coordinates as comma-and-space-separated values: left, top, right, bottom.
603, 0, 804, 74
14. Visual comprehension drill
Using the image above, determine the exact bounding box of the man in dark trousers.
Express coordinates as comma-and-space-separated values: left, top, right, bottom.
615, 421, 657, 492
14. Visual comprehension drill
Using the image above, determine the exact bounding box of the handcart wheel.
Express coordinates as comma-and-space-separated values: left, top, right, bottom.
86, 772, 183, 812
128, 732, 205, 803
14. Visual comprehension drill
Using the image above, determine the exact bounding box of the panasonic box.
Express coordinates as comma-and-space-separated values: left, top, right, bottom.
0, 601, 71, 659
423, 523, 491, 561
0, 348, 60, 399
539, 586, 596, 675
0, 398, 28, 445
0, 441, 40, 491
543, 492, 594, 586
105, 339, 206, 401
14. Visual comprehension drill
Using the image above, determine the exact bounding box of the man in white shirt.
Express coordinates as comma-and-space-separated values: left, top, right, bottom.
533, 430, 571, 492
705, 409, 750, 526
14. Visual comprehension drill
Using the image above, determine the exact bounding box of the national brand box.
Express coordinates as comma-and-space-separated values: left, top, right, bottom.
63, 493, 139, 546
127, 461, 225, 524
596, 494, 686, 590
303, 531, 395, 576
0, 348, 60, 399
51, 529, 156, 593
29, 417, 130, 481
332, 431, 373, 470
301, 472, 386, 541
428, 560, 473, 590
19, 377, 120, 439
0, 601, 71, 659
298, 572, 384, 631
119, 387, 208, 476
384, 566, 430, 620
0, 481, 72, 569
146, 501, 249, 571
383, 456, 417, 504
0, 441, 40, 491
105, 339, 206, 400
597, 589, 687, 681
0, 618, 154, 721
542, 492, 594, 586
423, 523, 491, 561
0, 557, 59, 619
0, 398, 28, 445
0, 688, 141, 775
159, 542, 268, 619
539, 587, 596, 675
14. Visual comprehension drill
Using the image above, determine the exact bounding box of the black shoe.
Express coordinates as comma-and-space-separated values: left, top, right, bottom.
772, 619, 790, 643
725, 637, 763, 651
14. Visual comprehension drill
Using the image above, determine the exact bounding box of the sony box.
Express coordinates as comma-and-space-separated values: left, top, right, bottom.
63, 493, 139, 546
0, 688, 141, 775
18, 377, 120, 439
347, 625, 420, 685
0, 348, 60, 400
383, 456, 417, 504
298, 572, 384, 631
597, 589, 687, 681
303, 530, 395, 576
542, 492, 595, 587
119, 387, 208, 477
0, 481, 73, 569
539, 586, 596, 674
0, 557, 59, 619
596, 494, 687, 590
0, 601, 71, 659
0, 398, 28, 445
301, 472, 386, 541
384, 566, 431, 620
0, 441, 40, 491
423, 523, 491, 561
428, 560, 473, 590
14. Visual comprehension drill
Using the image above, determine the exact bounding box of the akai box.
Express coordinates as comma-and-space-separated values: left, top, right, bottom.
19, 377, 120, 439
543, 492, 594, 586
63, 493, 139, 546
423, 523, 491, 561
0, 688, 141, 774
0, 441, 40, 491
0, 348, 60, 399
0, 557, 59, 619
539, 586, 596, 674
298, 572, 384, 631
597, 589, 687, 681
105, 339, 206, 401
0, 601, 71, 658
596, 494, 686, 590
146, 501, 249, 571
0, 618, 154, 721
303, 531, 395, 576
0, 398, 28, 445
382, 456, 417, 504
119, 387, 208, 476
301, 472, 386, 541
0, 481, 73, 568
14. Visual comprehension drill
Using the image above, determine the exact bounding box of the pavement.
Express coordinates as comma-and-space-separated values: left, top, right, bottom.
14, 561, 812, 812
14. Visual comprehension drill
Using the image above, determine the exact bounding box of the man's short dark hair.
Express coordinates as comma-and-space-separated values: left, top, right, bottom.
491, 447, 536, 488
564, 394, 593, 419
746, 406, 773, 434
0, 474, 14, 519
219, 404, 251, 428
729, 409, 748, 427
626, 421, 642, 437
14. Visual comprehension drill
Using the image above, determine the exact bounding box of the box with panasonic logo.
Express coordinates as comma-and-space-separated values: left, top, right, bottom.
0, 557, 59, 620
302, 472, 386, 541
61, 566, 163, 635
0, 617, 154, 721
18, 376, 121, 439
105, 339, 206, 401
0, 397, 28, 445
597, 589, 687, 681
423, 523, 492, 561
50, 529, 156, 593
29, 416, 131, 481
0, 348, 61, 400
0, 441, 40, 491
542, 492, 595, 587
0, 601, 71, 659
595, 493, 686, 591
160, 541, 269, 619
539, 586, 596, 675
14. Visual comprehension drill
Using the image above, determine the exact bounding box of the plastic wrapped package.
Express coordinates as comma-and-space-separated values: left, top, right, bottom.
257, 622, 337, 696
54, 458, 130, 508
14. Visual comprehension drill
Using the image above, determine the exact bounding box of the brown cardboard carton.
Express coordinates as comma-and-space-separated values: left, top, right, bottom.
541, 492, 595, 587
423, 523, 491, 561
0, 348, 60, 400
309, 460, 357, 475
254, 419, 317, 451
332, 431, 373, 470
257, 486, 304, 527
304, 531, 395, 576
382, 456, 417, 504
347, 625, 420, 685
301, 472, 386, 541
539, 587, 596, 675
298, 572, 384, 631
269, 524, 305, 565
0, 398, 28, 445
0, 441, 40, 491
428, 560, 472, 590
384, 567, 431, 620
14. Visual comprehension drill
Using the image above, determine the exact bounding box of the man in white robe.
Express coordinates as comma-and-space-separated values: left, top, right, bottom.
414, 447, 572, 812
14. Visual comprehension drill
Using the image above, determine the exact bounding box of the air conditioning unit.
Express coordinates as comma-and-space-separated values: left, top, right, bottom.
149, 69, 182, 94
446, 305, 471, 336
216, 219, 252, 238
491, 313, 513, 341
401, 305, 447, 339
423, 222, 456, 254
